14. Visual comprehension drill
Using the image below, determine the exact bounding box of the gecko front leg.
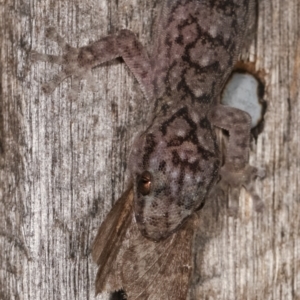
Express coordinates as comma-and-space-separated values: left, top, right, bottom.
31, 27, 154, 100
208, 104, 265, 214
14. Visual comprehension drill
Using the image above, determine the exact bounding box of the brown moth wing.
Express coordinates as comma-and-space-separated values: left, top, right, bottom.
92, 182, 198, 298
103, 213, 198, 299
92, 183, 134, 294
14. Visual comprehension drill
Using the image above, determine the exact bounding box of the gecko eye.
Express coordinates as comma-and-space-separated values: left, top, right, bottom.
137, 171, 152, 196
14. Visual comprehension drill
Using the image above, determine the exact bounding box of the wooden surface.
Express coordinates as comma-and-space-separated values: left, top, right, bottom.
0, 0, 299, 299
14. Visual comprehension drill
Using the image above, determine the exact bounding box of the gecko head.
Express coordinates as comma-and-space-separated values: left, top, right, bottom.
128, 122, 220, 242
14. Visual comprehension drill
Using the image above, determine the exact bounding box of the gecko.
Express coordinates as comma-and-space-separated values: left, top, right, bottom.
31, 0, 263, 298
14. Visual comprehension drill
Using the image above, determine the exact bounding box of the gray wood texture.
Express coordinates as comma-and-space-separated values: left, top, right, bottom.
0, 0, 299, 299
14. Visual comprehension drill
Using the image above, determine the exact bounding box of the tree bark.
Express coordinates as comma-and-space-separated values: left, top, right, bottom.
0, 0, 299, 299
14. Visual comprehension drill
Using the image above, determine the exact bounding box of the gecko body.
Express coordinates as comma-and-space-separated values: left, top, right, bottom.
31, 0, 264, 297
128, 0, 261, 241
31, 0, 262, 241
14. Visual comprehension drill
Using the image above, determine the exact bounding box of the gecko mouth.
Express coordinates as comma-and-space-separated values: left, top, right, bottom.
136, 213, 187, 242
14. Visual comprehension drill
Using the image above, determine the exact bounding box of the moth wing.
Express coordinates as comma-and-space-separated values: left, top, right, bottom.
92, 183, 134, 294
118, 215, 197, 299
92, 184, 198, 298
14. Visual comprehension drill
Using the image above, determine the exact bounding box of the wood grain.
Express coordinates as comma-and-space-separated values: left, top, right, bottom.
0, 0, 299, 299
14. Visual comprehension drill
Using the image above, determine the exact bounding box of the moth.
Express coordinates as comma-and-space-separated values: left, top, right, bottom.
92, 183, 199, 299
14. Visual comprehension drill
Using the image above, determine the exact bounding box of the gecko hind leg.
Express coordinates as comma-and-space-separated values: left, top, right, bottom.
44, 27, 71, 50
209, 104, 265, 214
31, 28, 96, 99
31, 27, 155, 100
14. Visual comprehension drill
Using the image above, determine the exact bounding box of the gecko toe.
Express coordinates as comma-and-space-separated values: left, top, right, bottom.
45, 27, 56, 38
227, 187, 240, 216
244, 180, 264, 212
42, 82, 56, 94
30, 51, 49, 63
255, 167, 266, 179
30, 50, 39, 62
253, 195, 264, 212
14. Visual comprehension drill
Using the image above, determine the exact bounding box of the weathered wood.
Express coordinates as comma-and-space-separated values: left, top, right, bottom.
0, 0, 299, 299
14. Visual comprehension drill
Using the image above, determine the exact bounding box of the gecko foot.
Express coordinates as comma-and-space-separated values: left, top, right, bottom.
215, 164, 265, 215
31, 27, 99, 99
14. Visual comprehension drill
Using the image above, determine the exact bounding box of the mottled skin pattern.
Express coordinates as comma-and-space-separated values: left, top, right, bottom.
31, 0, 263, 297
128, 0, 261, 241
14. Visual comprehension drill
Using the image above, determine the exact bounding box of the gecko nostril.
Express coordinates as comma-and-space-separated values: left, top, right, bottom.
137, 171, 152, 196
